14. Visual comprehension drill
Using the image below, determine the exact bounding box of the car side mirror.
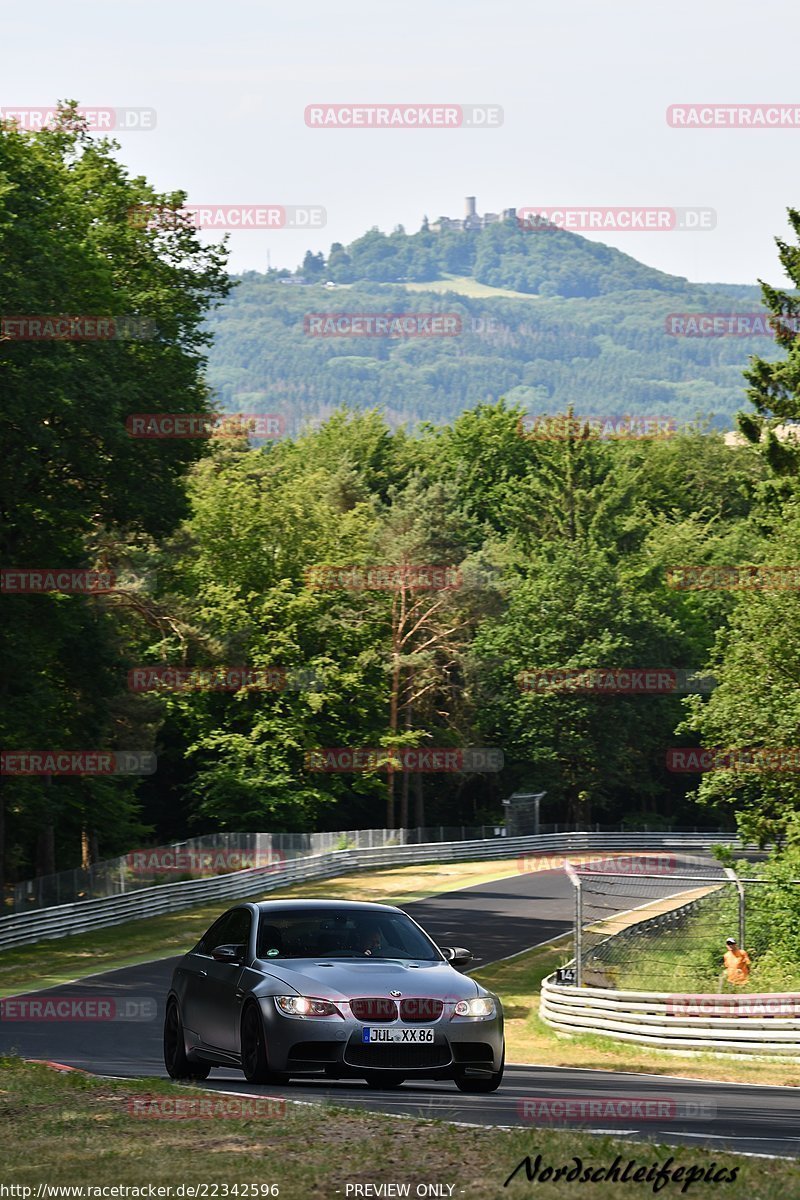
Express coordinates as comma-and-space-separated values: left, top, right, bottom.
441, 946, 473, 969
212, 943, 245, 964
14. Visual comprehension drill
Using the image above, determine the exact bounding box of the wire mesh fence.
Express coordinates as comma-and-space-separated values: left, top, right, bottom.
565, 854, 800, 994
6, 822, 730, 915
9, 824, 510, 913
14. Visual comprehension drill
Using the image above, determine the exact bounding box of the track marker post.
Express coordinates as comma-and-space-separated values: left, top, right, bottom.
564, 859, 583, 987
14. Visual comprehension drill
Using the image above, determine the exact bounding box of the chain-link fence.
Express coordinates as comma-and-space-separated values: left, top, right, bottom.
564, 855, 800, 994
9, 824, 510, 913
6, 823, 729, 915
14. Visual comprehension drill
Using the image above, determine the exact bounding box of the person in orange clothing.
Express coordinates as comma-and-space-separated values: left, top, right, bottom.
722, 936, 751, 987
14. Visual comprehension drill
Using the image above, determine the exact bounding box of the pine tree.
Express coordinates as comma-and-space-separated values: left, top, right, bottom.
739, 208, 800, 476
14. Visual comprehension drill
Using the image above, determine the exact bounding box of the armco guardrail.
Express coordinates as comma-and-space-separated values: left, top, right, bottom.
10, 825, 513, 913
0, 832, 732, 952
540, 975, 800, 1055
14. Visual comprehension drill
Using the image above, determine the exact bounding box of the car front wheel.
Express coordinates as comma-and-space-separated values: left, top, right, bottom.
241, 1004, 289, 1085
163, 1000, 211, 1080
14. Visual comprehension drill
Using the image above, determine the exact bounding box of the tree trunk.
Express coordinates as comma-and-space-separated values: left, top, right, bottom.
414, 772, 425, 830
386, 623, 401, 829
572, 789, 590, 828
399, 695, 413, 830
400, 766, 410, 832
35, 823, 55, 877
81, 826, 91, 870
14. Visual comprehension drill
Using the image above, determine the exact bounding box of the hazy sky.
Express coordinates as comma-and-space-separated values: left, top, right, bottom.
2, 0, 798, 285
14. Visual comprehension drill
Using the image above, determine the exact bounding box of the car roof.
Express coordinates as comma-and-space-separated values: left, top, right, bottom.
253, 898, 402, 914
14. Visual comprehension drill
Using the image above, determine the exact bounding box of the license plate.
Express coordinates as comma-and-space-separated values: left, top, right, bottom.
362, 1026, 435, 1044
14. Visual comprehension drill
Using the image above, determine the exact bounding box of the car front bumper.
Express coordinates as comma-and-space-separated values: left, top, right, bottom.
259, 998, 504, 1077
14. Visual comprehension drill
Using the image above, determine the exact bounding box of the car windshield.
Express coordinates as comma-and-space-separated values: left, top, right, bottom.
256, 907, 442, 961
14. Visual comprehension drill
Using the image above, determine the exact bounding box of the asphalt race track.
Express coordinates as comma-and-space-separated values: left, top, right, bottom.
2, 854, 798, 1157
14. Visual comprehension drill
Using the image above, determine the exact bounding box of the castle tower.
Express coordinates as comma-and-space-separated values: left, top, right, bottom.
465, 196, 477, 218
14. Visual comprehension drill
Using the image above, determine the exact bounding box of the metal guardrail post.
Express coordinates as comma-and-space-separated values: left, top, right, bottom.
724, 866, 746, 949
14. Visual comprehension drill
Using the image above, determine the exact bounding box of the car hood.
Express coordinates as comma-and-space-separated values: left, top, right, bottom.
251, 957, 480, 1001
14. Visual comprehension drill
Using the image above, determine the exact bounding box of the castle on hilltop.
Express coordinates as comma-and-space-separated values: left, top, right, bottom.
428, 196, 517, 233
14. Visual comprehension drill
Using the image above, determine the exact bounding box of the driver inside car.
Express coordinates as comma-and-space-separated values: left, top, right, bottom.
356, 924, 383, 955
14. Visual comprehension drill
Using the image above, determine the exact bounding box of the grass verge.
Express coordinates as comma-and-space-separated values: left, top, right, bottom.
402, 274, 537, 299
474, 943, 800, 1089
0, 1057, 792, 1199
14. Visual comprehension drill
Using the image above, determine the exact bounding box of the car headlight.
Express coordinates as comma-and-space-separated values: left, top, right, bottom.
274, 995, 342, 1018
453, 996, 496, 1018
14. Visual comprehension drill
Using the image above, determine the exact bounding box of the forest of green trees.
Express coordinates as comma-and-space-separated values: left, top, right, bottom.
206, 267, 773, 433
2, 112, 800, 889
296, 218, 708, 294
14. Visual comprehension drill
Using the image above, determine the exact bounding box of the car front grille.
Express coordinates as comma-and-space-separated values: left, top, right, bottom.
350, 997, 398, 1022
349, 997, 444, 1022
399, 998, 443, 1021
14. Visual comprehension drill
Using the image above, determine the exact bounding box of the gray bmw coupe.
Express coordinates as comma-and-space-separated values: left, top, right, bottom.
164, 899, 504, 1092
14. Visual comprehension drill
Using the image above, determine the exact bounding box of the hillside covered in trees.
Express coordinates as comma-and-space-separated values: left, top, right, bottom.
205, 219, 779, 431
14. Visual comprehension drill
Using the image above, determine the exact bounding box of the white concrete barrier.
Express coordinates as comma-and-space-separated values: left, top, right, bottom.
540, 974, 800, 1054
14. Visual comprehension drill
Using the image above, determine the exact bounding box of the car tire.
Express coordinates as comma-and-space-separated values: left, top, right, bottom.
364, 1072, 405, 1089
454, 1044, 504, 1093
163, 1000, 211, 1080
241, 1003, 289, 1085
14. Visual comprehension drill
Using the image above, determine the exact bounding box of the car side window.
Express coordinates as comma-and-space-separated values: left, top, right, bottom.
223, 909, 251, 951
196, 915, 225, 955
199, 909, 251, 955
